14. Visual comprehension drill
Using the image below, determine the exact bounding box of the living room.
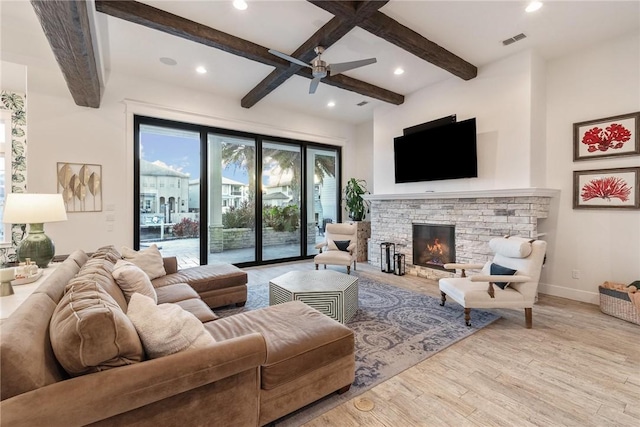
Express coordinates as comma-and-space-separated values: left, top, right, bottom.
1, 1, 639, 425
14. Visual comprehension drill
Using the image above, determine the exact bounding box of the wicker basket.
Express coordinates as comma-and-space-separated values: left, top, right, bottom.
599, 286, 640, 325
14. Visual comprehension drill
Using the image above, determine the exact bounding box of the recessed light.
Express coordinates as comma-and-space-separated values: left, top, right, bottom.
525, 1, 543, 13
159, 57, 177, 66
233, 0, 248, 10
327, 101, 335, 108
394, 68, 405, 75
196, 66, 207, 74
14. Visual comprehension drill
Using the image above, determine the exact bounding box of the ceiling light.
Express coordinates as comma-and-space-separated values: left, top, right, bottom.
327, 101, 335, 108
525, 1, 543, 13
159, 57, 177, 66
196, 66, 207, 74
233, 0, 248, 10
394, 68, 405, 75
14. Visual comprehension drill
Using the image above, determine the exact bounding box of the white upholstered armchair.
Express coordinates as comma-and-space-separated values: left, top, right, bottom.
314, 223, 357, 274
439, 236, 547, 329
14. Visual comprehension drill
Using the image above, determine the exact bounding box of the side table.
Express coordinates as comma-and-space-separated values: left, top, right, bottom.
0, 263, 60, 321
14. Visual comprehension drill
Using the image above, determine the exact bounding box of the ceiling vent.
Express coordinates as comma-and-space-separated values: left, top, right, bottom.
357, 101, 369, 107
502, 33, 527, 46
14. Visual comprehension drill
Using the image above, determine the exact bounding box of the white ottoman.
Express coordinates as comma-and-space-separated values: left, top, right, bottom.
269, 270, 358, 324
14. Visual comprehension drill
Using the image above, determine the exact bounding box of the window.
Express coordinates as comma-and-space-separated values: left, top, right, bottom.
0, 110, 12, 245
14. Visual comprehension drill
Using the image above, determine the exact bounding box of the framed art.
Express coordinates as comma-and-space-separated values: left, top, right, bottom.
573, 112, 640, 161
573, 167, 640, 209
57, 162, 102, 212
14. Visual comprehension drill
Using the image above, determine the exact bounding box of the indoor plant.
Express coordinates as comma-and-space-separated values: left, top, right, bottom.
343, 178, 370, 221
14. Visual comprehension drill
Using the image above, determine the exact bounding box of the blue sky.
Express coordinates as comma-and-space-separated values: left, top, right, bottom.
141, 132, 250, 184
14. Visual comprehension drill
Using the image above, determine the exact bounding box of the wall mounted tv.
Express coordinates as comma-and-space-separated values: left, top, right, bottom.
394, 117, 478, 183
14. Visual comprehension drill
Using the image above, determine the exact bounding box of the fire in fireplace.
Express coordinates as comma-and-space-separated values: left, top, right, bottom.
412, 224, 455, 271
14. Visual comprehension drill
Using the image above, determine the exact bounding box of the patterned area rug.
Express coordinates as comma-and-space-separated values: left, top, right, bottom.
216, 273, 500, 426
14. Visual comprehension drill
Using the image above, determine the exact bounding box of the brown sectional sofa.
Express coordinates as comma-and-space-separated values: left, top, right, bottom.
0, 247, 355, 426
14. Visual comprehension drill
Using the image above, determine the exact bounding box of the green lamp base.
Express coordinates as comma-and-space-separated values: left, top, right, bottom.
17, 223, 55, 268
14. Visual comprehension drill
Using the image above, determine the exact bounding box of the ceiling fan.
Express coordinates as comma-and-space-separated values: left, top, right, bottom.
269, 46, 377, 94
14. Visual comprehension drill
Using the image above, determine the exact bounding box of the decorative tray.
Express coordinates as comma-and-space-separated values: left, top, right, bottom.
11, 269, 43, 286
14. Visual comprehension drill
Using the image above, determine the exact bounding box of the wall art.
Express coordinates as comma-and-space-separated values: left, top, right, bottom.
57, 163, 102, 212
573, 167, 640, 209
573, 112, 640, 161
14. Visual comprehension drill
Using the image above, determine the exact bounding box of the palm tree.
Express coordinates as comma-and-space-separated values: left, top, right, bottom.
221, 142, 256, 201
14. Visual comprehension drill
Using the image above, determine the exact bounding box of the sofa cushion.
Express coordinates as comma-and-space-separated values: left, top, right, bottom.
68, 258, 128, 312
122, 244, 166, 280
155, 283, 200, 304
50, 280, 144, 377
126, 293, 215, 359
90, 245, 122, 263
175, 298, 220, 323
204, 301, 353, 390
151, 263, 247, 294
112, 259, 158, 304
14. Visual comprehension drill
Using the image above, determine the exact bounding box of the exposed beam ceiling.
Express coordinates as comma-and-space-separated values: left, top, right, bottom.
30, 0, 101, 108
309, 1, 477, 81
95, 0, 403, 107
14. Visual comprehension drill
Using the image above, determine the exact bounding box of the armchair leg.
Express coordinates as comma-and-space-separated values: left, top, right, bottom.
440, 291, 446, 306
464, 308, 471, 327
347, 266, 351, 275
525, 308, 532, 329
315, 264, 318, 270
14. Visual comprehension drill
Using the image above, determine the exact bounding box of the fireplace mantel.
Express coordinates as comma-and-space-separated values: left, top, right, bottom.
365, 188, 559, 201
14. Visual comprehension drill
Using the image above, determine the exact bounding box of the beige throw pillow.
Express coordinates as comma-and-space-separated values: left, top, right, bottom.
121, 244, 166, 280
112, 259, 157, 304
50, 280, 144, 376
126, 293, 215, 359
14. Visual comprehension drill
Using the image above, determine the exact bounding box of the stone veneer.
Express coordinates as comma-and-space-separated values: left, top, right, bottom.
366, 189, 558, 281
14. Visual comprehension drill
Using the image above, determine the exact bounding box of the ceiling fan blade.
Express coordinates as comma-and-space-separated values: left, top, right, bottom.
309, 77, 322, 94
329, 58, 377, 75
268, 49, 311, 68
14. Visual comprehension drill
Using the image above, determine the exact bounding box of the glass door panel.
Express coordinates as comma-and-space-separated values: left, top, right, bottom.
261, 141, 302, 261
306, 147, 339, 256
138, 124, 200, 268
208, 133, 256, 264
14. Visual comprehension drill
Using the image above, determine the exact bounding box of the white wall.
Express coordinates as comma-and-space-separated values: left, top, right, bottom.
24, 66, 356, 255
372, 50, 538, 195
541, 33, 640, 303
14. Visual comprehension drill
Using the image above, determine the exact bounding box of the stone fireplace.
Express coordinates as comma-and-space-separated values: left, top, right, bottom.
412, 224, 455, 271
366, 188, 558, 280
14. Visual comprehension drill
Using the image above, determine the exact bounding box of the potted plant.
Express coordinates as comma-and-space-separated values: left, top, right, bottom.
343, 178, 371, 221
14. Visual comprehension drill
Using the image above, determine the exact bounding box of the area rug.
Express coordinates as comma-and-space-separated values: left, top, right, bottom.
216, 273, 500, 426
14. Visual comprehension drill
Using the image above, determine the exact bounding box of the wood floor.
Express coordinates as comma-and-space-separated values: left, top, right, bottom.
245, 261, 640, 427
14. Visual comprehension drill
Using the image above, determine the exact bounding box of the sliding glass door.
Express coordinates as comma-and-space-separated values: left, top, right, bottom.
135, 116, 341, 268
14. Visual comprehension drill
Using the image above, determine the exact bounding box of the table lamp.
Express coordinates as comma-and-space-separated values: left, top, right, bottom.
2, 193, 68, 268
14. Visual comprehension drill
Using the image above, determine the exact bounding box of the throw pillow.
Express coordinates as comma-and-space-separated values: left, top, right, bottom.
126, 293, 215, 359
334, 240, 351, 251
490, 263, 518, 289
489, 237, 533, 259
112, 259, 158, 304
121, 244, 166, 280
50, 280, 144, 377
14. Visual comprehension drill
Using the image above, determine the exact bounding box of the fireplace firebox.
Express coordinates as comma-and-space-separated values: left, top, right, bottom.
412, 224, 455, 271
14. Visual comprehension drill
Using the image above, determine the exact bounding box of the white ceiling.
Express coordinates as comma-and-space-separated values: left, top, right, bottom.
2, 1, 639, 125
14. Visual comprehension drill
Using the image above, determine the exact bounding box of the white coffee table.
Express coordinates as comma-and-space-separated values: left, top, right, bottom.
269, 270, 358, 324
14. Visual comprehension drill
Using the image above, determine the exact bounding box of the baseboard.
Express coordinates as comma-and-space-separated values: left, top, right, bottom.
538, 282, 599, 305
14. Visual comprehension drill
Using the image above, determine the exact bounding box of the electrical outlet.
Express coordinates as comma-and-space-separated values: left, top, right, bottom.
571, 269, 580, 279
106, 224, 114, 232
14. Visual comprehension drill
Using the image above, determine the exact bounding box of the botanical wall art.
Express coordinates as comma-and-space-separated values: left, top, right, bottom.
57, 163, 102, 212
573, 167, 640, 209
573, 112, 640, 161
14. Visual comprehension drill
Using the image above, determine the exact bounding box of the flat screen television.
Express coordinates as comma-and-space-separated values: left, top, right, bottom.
394, 117, 477, 183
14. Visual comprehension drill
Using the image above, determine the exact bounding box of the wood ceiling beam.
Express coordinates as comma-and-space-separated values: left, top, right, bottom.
96, 0, 403, 108
242, 1, 392, 108
309, 1, 478, 81
31, 0, 101, 108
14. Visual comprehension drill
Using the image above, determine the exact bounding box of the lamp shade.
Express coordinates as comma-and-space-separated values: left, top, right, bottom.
3, 193, 68, 224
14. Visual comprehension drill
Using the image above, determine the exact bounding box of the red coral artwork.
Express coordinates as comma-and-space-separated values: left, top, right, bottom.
581, 176, 632, 202
581, 123, 632, 153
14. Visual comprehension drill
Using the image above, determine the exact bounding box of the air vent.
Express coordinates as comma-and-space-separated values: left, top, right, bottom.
502, 33, 527, 46
356, 101, 369, 107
